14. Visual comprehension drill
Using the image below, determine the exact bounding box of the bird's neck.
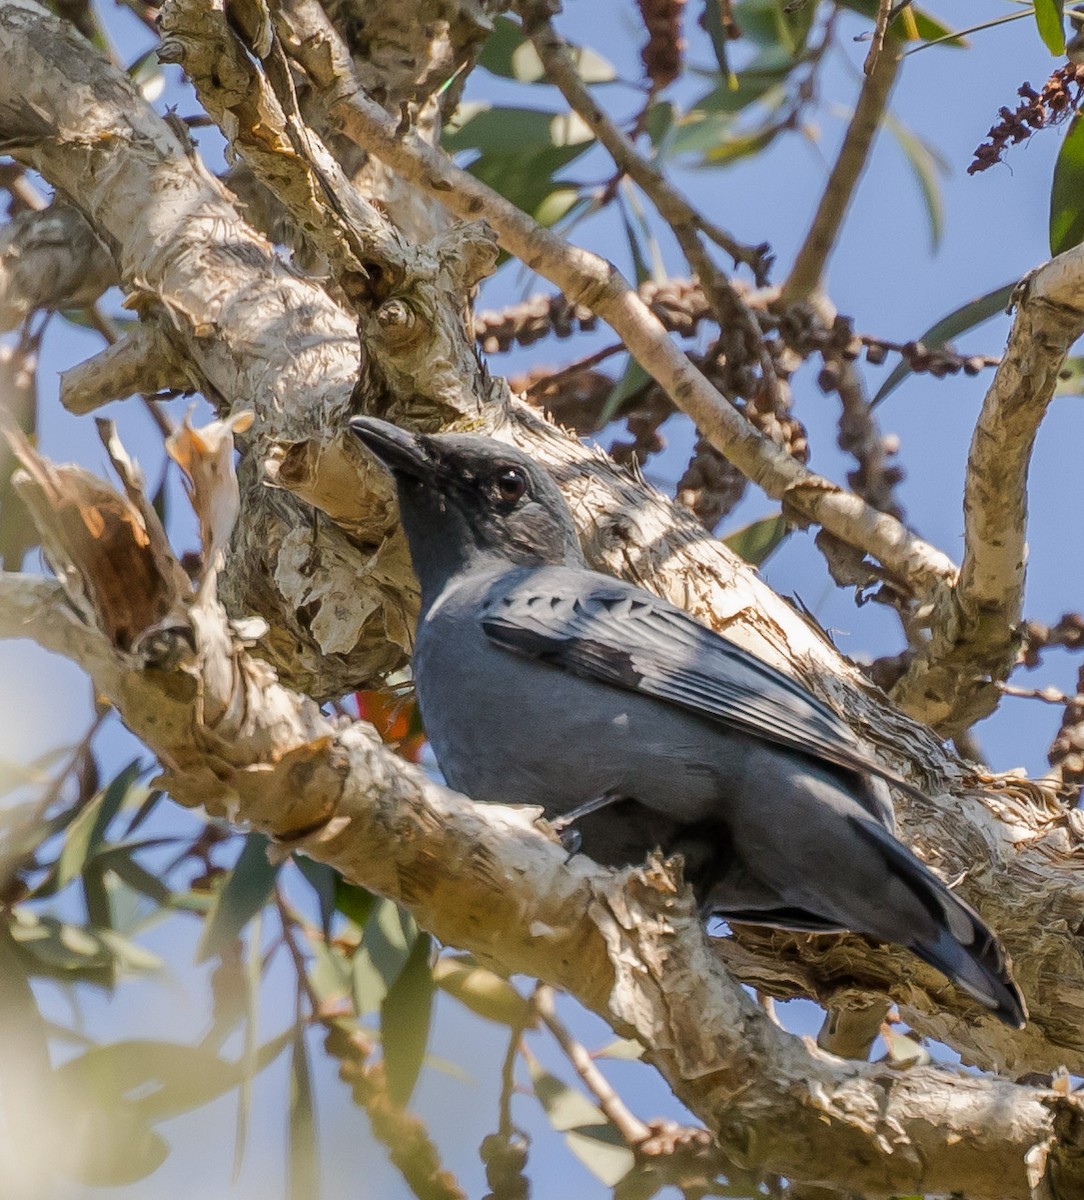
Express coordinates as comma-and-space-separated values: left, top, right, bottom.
415, 552, 513, 618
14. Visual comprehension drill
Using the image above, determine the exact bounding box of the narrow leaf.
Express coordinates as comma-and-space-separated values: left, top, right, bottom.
294, 856, 338, 937
380, 932, 435, 1108
433, 955, 531, 1027
598, 358, 651, 426
196, 834, 280, 963
529, 1062, 633, 1185
885, 112, 947, 252
54, 758, 143, 891
1034, 0, 1065, 55
723, 513, 787, 566
871, 282, 1015, 406
289, 1026, 320, 1200
335, 879, 375, 929
1051, 116, 1084, 257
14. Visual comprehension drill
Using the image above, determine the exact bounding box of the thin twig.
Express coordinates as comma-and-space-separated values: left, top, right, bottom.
535, 984, 651, 1145
782, 0, 901, 301
286, 3, 959, 599
521, 3, 784, 414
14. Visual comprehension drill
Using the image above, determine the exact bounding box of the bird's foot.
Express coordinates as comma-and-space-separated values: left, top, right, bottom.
550, 791, 624, 861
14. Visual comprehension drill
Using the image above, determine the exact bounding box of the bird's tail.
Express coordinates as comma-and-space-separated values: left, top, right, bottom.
849, 817, 1027, 1028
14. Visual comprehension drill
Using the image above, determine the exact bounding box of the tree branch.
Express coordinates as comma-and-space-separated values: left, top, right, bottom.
59, 322, 188, 414
891, 258, 1084, 733
782, 1, 901, 302
2, 440, 1084, 1197
283, 0, 960, 602
0, 201, 117, 329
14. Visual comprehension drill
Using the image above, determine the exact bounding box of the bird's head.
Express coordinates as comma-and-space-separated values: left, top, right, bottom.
349, 417, 584, 602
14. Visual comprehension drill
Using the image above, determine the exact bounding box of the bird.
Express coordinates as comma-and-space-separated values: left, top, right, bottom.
348, 415, 1026, 1028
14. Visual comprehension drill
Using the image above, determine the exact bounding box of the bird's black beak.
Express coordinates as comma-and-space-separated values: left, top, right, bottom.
348, 417, 433, 479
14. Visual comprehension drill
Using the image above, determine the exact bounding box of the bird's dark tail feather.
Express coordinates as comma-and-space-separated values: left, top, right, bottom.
911, 926, 1026, 1029
848, 817, 1027, 1028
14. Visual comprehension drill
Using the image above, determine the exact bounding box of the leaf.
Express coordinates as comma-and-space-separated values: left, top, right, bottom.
50, 1026, 290, 1185
1033, 0, 1065, 55
380, 932, 435, 1107
64, 1110, 169, 1186
598, 357, 652, 426
594, 1038, 645, 1061
1051, 116, 1084, 257
1056, 355, 1084, 395
196, 834, 280, 963
353, 899, 416, 1013
289, 1026, 320, 1200
529, 1062, 634, 1185
723, 512, 787, 565
232, 911, 265, 1178
702, 0, 735, 80
294, 855, 338, 937
102, 850, 174, 908
836, 0, 964, 45
885, 111, 948, 252
444, 105, 594, 156
53, 758, 144, 892
433, 955, 531, 1026
9, 909, 160, 978
871, 282, 1015, 406
335, 878, 375, 929
479, 15, 615, 84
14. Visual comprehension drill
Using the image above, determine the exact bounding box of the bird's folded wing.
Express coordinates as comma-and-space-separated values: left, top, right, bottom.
480, 578, 925, 809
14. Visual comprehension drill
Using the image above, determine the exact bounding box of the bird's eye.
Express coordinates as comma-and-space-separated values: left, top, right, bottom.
495, 467, 527, 505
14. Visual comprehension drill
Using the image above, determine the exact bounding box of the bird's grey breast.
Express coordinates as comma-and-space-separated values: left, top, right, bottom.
412, 567, 728, 818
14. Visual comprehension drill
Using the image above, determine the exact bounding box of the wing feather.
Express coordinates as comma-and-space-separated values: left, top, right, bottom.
481, 576, 924, 813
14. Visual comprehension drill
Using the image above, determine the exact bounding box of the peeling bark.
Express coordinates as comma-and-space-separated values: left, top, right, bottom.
4, 0, 1084, 1094
4, 438, 1084, 1198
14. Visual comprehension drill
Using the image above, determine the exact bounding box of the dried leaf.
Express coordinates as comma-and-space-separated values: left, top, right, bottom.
166, 408, 253, 595
9, 431, 187, 649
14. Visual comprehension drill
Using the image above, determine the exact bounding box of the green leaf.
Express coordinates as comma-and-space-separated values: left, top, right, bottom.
702, 0, 735, 79
1051, 116, 1084, 256
353, 899, 416, 1013
593, 1037, 644, 1061
380, 932, 435, 1107
723, 513, 788, 566
885, 112, 948, 252
232, 911, 265, 1178
64, 1110, 169, 1186
294, 855, 338, 937
433, 955, 531, 1026
479, 15, 615, 84
9, 909, 160, 978
871, 281, 1015, 406
773, 0, 814, 56
334, 879, 375, 929
837, 0, 964, 45
598, 357, 651, 426
1056, 355, 1084, 395
444, 105, 593, 156
102, 850, 174, 908
53, 758, 144, 892
196, 834, 280, 963
1034, 0, 1065, 55
289, 1026, 320, 1200
529, 1062, 634, 1185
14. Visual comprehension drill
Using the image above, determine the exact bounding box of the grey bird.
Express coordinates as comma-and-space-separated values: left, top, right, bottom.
349, 416, 1026, 1028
